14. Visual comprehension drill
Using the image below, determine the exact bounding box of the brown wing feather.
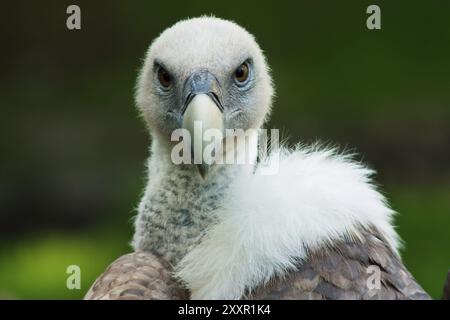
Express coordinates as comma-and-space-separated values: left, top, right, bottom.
246, 227, 431, 300
84, 251, 188, 300
85, 229, 431, 300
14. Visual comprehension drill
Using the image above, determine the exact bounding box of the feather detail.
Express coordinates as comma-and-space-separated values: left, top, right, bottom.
84, 252, 187, 300
176, 145, 401, 299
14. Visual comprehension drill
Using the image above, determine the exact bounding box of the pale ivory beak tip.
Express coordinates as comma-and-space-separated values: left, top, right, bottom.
182, 94, 224, 179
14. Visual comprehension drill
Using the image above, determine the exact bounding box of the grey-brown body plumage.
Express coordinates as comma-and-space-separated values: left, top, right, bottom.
245, 227, 430, 300
84, 252, 188, 300
86, 227, 431, 300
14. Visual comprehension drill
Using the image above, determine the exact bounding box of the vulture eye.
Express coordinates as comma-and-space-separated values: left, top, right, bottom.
234, 62, 250, 84
157, 67, 172, 88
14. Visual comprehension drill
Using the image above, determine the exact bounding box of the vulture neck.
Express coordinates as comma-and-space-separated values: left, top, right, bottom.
133, 132, 258, 266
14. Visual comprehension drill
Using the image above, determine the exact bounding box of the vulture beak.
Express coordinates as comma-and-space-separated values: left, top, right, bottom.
181, 70, 224, 179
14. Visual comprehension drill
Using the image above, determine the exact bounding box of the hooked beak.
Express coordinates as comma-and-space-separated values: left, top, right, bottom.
181, 71, 224, 179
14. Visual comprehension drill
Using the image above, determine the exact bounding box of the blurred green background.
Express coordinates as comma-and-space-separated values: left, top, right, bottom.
0, 1, 449, 299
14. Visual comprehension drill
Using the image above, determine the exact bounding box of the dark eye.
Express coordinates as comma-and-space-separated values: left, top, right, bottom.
234, 62, 249, 83
158, 67, 172, 88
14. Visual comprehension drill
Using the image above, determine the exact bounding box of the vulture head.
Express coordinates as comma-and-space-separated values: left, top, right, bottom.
135, 17, 274, 177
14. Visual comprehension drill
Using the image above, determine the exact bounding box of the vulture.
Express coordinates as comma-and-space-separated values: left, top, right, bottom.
85, 16, 445, 300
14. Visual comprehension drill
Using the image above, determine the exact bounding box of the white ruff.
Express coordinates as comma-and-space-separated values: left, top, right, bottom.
175, 144, 400, 299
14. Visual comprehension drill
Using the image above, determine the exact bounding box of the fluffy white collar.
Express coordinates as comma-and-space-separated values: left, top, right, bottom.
175, 144, 400, 299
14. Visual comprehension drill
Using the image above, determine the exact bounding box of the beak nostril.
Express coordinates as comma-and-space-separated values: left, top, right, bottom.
207, 92, 224, 112
182, 93, 195, 115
